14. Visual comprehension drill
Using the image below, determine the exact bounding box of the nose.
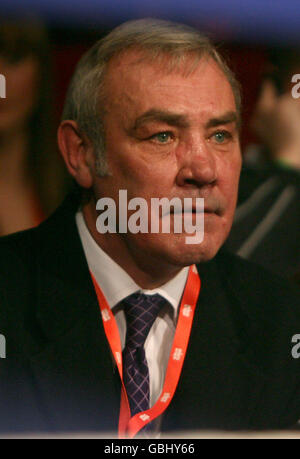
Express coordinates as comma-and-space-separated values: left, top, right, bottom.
176, 136, 217, 188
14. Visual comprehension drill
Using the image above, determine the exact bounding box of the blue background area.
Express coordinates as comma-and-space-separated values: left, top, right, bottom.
0, 0, 300, 44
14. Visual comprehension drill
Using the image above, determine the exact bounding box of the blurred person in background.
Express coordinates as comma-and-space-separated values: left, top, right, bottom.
225, 49, 300, 281
0, 21, 69, 236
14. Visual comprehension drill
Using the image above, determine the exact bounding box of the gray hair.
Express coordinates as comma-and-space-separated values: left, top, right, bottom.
62, 18, 242, 176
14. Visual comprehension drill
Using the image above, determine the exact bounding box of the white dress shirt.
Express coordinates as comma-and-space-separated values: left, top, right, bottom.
76, 210, 189, 408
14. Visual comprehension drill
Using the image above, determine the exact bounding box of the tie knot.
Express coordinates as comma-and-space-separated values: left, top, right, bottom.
122, 292, 167, 348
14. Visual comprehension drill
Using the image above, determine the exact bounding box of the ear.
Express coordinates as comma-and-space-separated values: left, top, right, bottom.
58, 120, 95, 188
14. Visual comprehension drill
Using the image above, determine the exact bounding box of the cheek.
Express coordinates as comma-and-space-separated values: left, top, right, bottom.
224, 147, 241, 179
109, 146, 176, 197
219, 154, 241, 209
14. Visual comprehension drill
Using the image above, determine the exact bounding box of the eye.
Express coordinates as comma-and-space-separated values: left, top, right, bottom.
150, 131, 173, 144
212, 131, 232, 144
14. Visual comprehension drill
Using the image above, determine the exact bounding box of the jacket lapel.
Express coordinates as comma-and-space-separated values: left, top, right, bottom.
162, 255, 268, 431
27, 193, 121, 431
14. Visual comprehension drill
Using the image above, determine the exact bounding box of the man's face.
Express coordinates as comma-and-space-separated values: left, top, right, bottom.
91, 51, 241, 267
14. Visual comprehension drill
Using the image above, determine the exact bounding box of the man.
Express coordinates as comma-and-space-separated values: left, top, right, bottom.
0, 19, 300, 437
225, 50, 300, 279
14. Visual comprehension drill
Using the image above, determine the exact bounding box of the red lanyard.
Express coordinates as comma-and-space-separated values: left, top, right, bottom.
91, 264, 201, 438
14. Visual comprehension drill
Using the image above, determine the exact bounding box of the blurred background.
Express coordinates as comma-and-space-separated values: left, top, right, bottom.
0, 0, 299, 282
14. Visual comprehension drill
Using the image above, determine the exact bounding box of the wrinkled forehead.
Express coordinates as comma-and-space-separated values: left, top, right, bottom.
107, 47, 208, 78
103, 49, 236, 118
105, 49, 228, 96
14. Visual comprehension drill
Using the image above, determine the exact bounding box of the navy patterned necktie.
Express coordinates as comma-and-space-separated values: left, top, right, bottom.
122, 292, 167, 417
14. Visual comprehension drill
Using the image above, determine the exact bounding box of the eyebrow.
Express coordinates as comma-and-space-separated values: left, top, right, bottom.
205, 111, 239, 129
131, 109, 240, 132
132, 109, 190, 131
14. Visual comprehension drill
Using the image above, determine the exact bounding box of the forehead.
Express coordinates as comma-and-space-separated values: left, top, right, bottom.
104, 50, 236, 120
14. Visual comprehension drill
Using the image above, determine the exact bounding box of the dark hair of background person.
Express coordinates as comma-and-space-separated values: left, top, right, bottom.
0, 21, 69, 221
262, 48, 300, 95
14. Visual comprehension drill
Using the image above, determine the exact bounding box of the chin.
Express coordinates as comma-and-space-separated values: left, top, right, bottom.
167, 243, 221, 267
141, 232, 225, 268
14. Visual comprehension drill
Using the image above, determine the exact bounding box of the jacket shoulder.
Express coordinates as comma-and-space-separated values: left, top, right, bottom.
215, 250, 300, 352
217, 250, 300, 296
217, 249, 300, 301
0, 226, 38, 263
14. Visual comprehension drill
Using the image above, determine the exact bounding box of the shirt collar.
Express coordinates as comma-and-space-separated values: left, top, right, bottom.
76, 211, 189, 316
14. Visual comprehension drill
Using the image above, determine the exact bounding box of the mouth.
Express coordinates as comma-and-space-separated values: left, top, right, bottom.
203, 207, 218, 214
169, 206, 219, 216
157, 197, 222, 219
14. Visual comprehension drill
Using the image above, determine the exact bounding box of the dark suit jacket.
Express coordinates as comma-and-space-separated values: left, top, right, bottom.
0, 192, 300, 434
225, 163, 300, 278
